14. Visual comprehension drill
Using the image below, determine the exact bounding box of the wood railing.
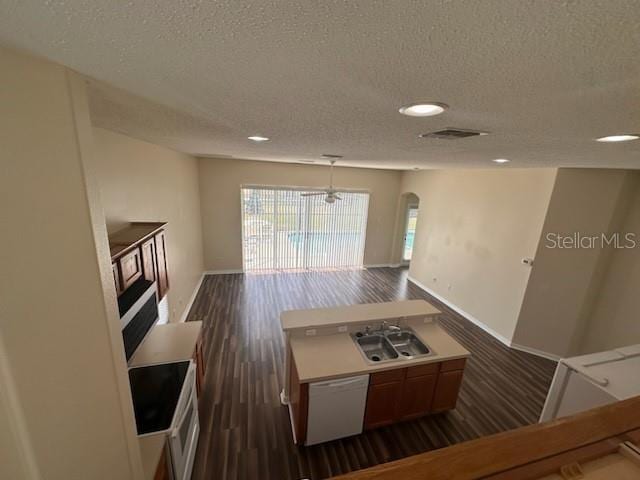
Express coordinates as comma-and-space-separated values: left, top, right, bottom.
330, 396, 640, 479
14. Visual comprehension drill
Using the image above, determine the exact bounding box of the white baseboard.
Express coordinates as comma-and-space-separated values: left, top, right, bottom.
364, 263, 402, 268
407, 275, 558, 361
203, 269, 244, 275
179, 273, 205, 323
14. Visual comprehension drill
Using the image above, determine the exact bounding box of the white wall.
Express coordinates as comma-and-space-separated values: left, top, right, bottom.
400, 168, 557, 342
0, 46, 143, 479
198, 157, 402, 271
513, 169, 635, 357
579, 172, 640, 353
93, 127, 204, 322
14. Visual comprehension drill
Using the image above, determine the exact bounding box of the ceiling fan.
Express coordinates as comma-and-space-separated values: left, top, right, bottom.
302, 159, 342, 203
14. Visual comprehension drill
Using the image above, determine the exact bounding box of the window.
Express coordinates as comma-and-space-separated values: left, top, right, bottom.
241, 186, 370, 272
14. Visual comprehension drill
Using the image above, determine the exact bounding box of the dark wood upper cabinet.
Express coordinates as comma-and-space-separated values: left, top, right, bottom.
112, 262, 122, 295
119, 248, 142, 291
431, 369, 464, 412
140, 237, 157, 283
154, 230, 169, 300
108, 222, 169, 300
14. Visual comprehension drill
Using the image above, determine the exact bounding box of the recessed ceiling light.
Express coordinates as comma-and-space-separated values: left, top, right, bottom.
248, 135, 269, 142
596, 134, 639, 143
399, 102, 448, 117
492, 158, 510, 164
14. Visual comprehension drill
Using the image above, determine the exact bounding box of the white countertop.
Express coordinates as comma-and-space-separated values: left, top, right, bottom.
289, 319, 470, 383
129, 321, 202, 367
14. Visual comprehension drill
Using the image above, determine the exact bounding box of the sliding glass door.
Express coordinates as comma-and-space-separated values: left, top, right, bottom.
241, 186, 370, 272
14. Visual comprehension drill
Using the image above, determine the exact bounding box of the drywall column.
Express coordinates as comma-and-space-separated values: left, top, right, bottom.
0, 46, 143, 479
512, 169, 636, 358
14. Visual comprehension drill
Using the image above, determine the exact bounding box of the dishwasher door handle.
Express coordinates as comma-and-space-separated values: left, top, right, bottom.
325, 378, 365, 388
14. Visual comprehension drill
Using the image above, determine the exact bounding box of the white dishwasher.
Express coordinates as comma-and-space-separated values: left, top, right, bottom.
305, 374, 370, 446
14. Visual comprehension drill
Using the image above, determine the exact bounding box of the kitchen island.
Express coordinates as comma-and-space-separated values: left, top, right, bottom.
281, 300, 470, 445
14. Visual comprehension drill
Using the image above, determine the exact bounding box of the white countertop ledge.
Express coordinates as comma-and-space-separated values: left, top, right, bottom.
280, 299, 440, 331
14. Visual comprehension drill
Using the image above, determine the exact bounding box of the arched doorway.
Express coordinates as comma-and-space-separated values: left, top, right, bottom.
401, 193, 419, 265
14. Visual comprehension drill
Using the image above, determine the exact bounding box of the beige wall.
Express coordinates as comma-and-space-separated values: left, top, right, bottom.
513, 169, 635, 357
0, 46, 142, 479
400, 168, 557, 342
579, 172, 640, 353
93, 128, 204, 322
198, 157, 402, 271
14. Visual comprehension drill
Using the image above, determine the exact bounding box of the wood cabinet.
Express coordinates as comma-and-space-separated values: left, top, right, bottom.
364, 358, 466, 430
140, 237, 157, 283
112, 262, 122, 295
364, 379, 403, 429
431, 369, 464, 412
398, 373, 438, 420
119, 248, 143, 290
154, 230, 169, 300
193, 332, 206, 397
289, 351, 309, 444
108, 222, 170, 301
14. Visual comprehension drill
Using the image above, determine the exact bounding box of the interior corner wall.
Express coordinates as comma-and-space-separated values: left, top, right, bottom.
197, 157, 402, 271
93, 127, 205, 322
0, 46, 142, 479
400, 168, 557, 343
512, 169, 636, 358
579, 172, 640, 353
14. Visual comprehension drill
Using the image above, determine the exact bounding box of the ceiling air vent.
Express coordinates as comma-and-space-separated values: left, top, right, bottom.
420, 128, 488, 140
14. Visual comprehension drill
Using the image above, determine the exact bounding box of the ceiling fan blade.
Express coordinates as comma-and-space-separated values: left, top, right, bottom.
301, 192, 325, 197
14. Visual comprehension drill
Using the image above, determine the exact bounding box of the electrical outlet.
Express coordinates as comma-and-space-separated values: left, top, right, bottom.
338, 325, 348, 333
432, 277, 437, 283
305, 329, 317, 336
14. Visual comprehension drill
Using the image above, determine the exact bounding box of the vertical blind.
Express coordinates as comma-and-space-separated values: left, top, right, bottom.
241, 186, 370, 272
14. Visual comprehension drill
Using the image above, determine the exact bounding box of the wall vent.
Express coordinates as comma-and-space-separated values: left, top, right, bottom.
419, 128, 488, 140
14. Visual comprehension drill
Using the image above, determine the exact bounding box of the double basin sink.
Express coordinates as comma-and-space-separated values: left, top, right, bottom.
351, 328, 432, 364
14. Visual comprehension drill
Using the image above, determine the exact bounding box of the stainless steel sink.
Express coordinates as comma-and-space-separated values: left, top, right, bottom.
351, 328, 432, 363
386, 330, 431, 359
352, 334, 399, 363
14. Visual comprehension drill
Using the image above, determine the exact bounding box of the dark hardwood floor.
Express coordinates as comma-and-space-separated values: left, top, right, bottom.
187, 267, 557, 480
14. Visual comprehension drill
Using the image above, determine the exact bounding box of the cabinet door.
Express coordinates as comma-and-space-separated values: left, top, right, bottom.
431, 370, 464, 412
112, 262, 122, 295
119, 248, 142, 291
154, 230, 169, 299
140, 238, 157, 283
193, 334, 205, 397
364, 381, 402, 430
398, 374, 437, 420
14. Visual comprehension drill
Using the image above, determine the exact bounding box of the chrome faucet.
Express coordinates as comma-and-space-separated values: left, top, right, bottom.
379, 321, 401, 333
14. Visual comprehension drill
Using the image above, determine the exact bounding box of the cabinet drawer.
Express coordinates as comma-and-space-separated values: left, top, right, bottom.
370, 368, 405, 385
441, 358, 467, 372
407, 363, 440, 378
119, 248, 142, 291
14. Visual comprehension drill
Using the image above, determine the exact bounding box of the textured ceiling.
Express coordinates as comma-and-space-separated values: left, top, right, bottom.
1, 1, 639, 170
